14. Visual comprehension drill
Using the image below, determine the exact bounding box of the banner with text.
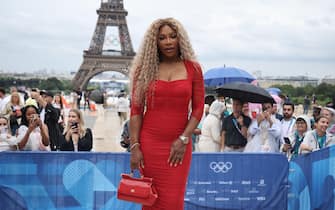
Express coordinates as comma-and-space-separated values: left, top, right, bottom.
0, 152, 288, 210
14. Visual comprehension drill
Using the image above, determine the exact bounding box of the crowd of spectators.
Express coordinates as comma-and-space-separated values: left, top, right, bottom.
193, 93, 335, 160
1, 85, 334, 160
0, 87, 92, 152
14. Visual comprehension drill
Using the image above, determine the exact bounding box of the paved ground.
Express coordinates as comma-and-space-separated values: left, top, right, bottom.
82, 105, 126, 152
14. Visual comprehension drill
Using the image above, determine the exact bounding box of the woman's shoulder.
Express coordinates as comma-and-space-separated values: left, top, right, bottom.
326, 132, 334, 140
303, 130, 314, 140
184, 60, 203, 81
18, 125, 28, 131
184, 60, 202, 71
85, 128, 92, 135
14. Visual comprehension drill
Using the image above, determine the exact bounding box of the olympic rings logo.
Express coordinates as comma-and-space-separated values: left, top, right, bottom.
209, 161, 232, 173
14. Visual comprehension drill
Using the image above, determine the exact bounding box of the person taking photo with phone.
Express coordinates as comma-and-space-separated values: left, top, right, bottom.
244, 103, 281, 153
16, 104, 50, 151
60, 108, 92, 152
281, 115, 311, 160
1, 91, 24, 135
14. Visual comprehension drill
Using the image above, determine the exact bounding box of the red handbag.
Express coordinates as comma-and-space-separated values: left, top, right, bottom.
117, 173, 158, 206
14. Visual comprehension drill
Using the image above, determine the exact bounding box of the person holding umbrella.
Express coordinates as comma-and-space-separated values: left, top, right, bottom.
244, 103, 281, 153
216, 82, 279, 152
221, 99, 251, 152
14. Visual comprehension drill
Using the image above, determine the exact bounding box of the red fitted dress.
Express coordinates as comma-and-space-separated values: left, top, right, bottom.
131, 60, 204, 210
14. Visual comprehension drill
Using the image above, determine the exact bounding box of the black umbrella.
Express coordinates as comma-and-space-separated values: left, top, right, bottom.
216, 82, 275, 104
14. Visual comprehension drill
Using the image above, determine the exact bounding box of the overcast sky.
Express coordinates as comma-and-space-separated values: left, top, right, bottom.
1, 0, 334, 78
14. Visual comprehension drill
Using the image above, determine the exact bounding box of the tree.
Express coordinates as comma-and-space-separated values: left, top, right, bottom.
40, 77, 64, 90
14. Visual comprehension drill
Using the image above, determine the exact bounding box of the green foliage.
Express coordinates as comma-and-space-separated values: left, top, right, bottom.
40, 77, 64, 90
0, 77, 72, 93
272, 83, 335, 106
0, 77, 40, 88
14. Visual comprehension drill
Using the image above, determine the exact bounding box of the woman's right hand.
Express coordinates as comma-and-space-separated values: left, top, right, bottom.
282, 143, 292, 152
130, 147, 144, 171
28, 117, 39, 131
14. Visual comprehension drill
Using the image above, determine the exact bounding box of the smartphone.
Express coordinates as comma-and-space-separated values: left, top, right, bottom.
31, 114, 38, 120
71, 122, 78, 128
284, 137, 291, 144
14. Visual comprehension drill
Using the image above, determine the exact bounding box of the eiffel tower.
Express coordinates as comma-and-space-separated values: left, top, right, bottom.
72, 0, 135, 90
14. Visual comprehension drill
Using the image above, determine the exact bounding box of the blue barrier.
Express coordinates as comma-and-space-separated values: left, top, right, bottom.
0, 152, 289, 210
289, 146, 335, 210
185, 153, 288, 210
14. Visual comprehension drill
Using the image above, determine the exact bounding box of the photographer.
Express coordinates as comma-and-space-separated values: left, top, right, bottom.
1, 91, 23, 135
60, 109, 92, 152
244, 103, 281, 153
17, 104, 50, 151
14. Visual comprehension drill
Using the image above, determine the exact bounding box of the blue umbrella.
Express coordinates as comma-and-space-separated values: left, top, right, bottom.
266, 87, 281, 95
204, 66, 255, 87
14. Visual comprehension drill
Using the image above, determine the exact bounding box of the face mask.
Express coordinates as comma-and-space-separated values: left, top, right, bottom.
0, 126, 7, 134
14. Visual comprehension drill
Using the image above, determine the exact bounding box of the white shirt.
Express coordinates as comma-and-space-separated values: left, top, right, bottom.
301, 130, 335, 154
17, 125, 49, 151
117, 97, 129, 113
245, 115, 282, 153
0, 95, 10, 113
0, 133, 18, 151
280, 117, 296, 144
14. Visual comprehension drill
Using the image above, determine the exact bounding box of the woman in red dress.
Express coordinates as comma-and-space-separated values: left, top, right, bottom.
129, 18, 204, 210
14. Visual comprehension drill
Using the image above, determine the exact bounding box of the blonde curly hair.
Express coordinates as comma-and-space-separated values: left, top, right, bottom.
129, 17, 197, 106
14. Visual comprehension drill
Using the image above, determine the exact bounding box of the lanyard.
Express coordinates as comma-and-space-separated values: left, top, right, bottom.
232, 118, 244, 137
282, 118, 295, 136
291, 132, 304, 155
313, 131, 327, 149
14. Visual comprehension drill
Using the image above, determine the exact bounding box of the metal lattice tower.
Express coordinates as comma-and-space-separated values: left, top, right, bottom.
72, 0, 135, 90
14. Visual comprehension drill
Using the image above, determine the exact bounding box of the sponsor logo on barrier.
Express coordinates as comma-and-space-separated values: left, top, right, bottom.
209, 161, 232, 173
241, 180, 251, 185
206, 190, 218, 194
248, 188, 260, 193
186, 190, 195, 195
257, 179, 266, 186
198, 197, 206, 201
238, 197, 251, 201
215, 197, 230, 201
256, 196, 266, 201
219, 181, 233, 185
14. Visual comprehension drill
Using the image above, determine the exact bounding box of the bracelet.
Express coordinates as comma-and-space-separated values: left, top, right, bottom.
129, 142, 140, 151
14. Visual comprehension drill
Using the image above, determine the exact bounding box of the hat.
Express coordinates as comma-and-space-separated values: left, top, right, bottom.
25, 98, 38, 108
40, 90, 54, 97
296, 115, 311, 131
312, 105, 322, 110
324, 107, 335, 116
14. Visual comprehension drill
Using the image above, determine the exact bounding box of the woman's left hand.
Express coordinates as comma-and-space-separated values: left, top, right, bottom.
168, 139, 186, 167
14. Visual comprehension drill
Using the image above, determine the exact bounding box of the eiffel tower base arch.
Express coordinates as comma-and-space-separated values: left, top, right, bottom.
72, 54, 132, 90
